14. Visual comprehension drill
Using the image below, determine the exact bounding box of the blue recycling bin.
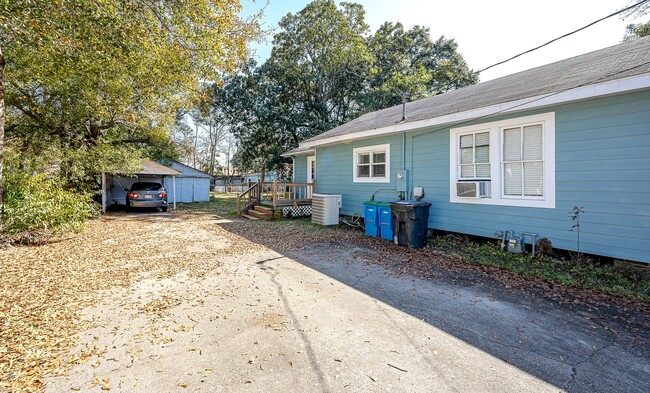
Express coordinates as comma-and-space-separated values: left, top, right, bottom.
378, 205, 393, 241
364, 202, 379, 237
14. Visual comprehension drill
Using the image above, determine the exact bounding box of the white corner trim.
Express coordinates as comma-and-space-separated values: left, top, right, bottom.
307, 156, 315, 183
352, 143, 391, 183
300, 73, 650, 149
449, 112, 556, 209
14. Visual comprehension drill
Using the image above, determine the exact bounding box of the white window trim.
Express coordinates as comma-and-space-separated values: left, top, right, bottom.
353, 144, 390, 183
457, 128, 491, 181
307, 156, 315, 183
449, 112, 555, 208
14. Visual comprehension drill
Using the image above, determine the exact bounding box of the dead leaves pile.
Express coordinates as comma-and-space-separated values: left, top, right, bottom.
0, 212, 265, 392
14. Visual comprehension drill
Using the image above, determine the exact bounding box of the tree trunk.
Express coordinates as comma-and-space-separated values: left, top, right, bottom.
193, 122, 199, 168
226, 142, 231, 178
208, 122, 215, 176
0, 48, 5, 223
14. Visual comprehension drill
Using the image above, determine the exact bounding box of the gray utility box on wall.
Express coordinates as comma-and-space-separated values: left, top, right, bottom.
390, 200, 432, 249
395, 170, 408, 192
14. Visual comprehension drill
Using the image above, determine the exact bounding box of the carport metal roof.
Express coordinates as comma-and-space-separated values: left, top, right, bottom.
134, 160, 181, 176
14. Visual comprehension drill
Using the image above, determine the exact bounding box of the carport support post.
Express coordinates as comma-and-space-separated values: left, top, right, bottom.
101, 172, 107, 213
172, 175, 176, 210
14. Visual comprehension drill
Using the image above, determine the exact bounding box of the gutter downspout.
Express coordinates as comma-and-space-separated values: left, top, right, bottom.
172, 175, 177, 210
403, 131, 407, 199
401, 95, 408, 200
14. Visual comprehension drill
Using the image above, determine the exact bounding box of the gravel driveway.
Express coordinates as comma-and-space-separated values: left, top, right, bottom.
2, 205, 648, 392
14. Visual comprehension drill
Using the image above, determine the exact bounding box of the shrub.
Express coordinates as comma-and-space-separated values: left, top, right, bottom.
3, 171, 99, 234
428, 234, 650, 301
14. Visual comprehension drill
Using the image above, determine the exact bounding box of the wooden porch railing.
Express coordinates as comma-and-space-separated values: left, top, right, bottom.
236, 180, 315, 216
236, 181, 262, 215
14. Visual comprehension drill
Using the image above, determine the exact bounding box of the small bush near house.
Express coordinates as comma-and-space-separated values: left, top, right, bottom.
428, 234, 650, 301
3, 172, 99, 236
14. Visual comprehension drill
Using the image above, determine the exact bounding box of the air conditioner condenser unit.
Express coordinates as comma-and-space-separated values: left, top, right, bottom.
311, 194, 342, 226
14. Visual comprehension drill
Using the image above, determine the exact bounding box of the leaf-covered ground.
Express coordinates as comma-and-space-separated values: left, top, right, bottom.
1, 194, 648, 391
0, 207, 268, 391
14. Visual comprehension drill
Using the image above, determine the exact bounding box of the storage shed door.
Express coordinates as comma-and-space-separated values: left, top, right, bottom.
193, 178, 210, 202
179, 178, 194, 202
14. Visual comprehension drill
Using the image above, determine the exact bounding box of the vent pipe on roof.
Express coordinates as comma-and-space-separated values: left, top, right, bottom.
401, 94, 407, 122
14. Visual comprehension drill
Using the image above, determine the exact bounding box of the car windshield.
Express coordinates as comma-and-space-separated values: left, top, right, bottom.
131, 182, 163, 191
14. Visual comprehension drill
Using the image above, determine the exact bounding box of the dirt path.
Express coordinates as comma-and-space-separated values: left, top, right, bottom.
3, 210, 647, 392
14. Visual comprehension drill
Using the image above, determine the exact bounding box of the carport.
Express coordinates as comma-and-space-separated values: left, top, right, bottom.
101, 160, 181, 212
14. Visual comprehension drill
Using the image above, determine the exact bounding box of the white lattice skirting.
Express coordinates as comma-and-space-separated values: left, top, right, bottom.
282, 205, 312, 218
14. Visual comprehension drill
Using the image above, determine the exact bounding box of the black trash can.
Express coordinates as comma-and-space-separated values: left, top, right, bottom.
390, 201, 432, 248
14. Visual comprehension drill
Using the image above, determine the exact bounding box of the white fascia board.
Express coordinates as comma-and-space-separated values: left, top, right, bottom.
281, 148, 315, 157
299, 73, 650, 149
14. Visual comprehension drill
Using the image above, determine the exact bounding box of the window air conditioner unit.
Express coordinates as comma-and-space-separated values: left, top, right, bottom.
456, 181, 491, 198
312, 193, 342, 226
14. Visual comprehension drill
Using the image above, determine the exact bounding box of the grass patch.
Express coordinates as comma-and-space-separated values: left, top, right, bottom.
428, 235, 650, 301
175, 193, 239, 217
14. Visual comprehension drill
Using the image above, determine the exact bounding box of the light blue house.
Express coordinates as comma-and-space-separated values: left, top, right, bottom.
242, 171, 279, 183
284, 36, 650, 263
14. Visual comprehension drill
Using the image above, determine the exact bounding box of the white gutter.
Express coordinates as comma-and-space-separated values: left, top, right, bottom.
299, 73, 650, 149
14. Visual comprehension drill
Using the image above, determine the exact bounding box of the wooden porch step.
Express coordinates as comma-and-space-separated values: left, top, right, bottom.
242, 214, 259, 220
248, 209, 272, 219
254, 205, 274, 214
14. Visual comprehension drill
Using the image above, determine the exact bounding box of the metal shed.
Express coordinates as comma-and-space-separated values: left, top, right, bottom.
163, 161, 212, 203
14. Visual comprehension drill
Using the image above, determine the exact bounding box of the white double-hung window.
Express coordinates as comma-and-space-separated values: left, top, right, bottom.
459, 131, 490, 180
450, 113, 555, 208
353, 144, 390, 183
503, 124, 544, 197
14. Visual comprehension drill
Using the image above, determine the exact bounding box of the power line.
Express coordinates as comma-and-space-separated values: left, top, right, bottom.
413, 59, 650, 140
408, 56, 650, 188
478, 0, 650, 73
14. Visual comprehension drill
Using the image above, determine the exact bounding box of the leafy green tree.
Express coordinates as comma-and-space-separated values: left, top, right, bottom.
219, 62, 288, 176
218, 1, 477, 175
0, 0, 259, 218
624, 20, 650, 40
265, 0, 372, 139
365, 22, 478, 111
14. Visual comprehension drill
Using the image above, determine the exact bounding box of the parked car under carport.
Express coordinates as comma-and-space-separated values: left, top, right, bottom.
101, 160, 182, 213
125, 182, 168, 212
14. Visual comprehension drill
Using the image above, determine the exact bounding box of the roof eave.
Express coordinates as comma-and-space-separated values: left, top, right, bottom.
281, 148, 315, 157
300, 73, 650, 149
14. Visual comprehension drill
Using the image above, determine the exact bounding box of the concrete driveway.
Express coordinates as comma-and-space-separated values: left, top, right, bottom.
34, 212, 648, 392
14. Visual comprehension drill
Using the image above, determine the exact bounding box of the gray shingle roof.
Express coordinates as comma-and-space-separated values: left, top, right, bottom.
303, 35, 650, 144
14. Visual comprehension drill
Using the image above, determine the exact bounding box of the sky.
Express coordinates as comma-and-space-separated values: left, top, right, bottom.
240, 0, 649, 82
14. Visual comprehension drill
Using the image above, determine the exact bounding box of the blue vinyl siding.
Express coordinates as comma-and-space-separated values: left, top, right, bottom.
314, 90, 650, 263
316, 134, 404, 209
